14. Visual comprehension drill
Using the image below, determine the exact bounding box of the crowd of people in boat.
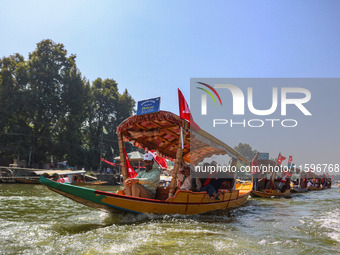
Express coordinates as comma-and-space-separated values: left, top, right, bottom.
254, 177, 291, 193
176, 162, 235, 200
43, 173, 87, 184
124, 153, 235, 200
49, 152, 333, 199
253, 175, 332, 193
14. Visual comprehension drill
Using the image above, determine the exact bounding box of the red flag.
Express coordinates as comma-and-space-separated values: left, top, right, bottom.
178, 88, 200, 130
280, 171, 292, 183
203, 178, 211, 186
288, 156, 293, 165
277, 153, 286, 165
149, 150, 168, 169
101, 157, 117, 167
124, 148, 137, 178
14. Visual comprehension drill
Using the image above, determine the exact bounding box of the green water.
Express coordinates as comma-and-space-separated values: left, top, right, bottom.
0, 184, 339, 255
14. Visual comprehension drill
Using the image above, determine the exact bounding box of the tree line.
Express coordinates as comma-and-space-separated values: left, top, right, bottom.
0, 39, 135, 170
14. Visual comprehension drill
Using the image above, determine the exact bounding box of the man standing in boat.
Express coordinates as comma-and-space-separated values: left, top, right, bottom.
124, 152, 161, 199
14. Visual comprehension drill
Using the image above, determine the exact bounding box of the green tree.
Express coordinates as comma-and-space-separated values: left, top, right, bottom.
0, 39, 135, 170
85, 78, 135, 170
55, 56, 90, 167
234, 143, 258, 179
27, 39, 89, 166
0, 54, 30, 162
234, 143, 258, 161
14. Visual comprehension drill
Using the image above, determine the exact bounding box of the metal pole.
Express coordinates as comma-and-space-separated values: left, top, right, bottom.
99, 128, 103, 172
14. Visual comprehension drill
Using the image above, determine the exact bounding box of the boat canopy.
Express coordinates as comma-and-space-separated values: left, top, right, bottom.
116, 111, 249, 165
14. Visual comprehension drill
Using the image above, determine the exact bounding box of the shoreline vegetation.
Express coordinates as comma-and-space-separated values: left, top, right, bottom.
0, 39, 136, 171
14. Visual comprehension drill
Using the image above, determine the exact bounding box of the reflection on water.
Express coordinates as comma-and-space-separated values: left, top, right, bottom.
0, 184, 339, 254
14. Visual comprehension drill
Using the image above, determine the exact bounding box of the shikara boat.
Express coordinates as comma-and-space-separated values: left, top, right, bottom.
41, 110, 252, 215
306, 176, 326, 191
251, 159, 291, 198
38, 170, 106, 185
291, 186, 308, 193
308, 186, 323, 191
307, 184, 324, 191
291, 168, 308, 193
15, 177, 40, 184
251, 189, 291, 198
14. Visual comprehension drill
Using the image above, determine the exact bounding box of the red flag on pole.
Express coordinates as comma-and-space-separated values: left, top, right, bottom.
280, 171, 292, 183
149, 150, 168, 169
178, 88, 200, 130
124, 148, 137, 178
288, 155, 293, 165
277, 153, 286, 165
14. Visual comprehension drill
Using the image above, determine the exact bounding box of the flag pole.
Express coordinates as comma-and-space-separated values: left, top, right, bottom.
118, 133, 127, 182
168, 121, 188, 198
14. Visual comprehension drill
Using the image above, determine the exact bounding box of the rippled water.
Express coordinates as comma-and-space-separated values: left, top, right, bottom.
0, 184, 339, 254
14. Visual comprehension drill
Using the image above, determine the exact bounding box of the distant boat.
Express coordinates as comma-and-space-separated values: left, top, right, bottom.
14, 177, 40, 184
251, 189, 291, 198
251, 159, 292, 198
37, 170, 107, 185
291, 168, 308, 193
308, 185, 324, 191
291, 186, 308, 193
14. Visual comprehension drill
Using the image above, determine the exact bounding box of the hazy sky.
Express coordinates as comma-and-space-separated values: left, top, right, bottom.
1, 1, 339, 170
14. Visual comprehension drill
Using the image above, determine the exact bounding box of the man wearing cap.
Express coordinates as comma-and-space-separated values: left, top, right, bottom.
124, 152, 162, 199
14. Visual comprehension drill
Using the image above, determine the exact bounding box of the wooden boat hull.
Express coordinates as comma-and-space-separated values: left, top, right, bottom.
251, 189, 291, 198
291, 187, 308, 193
337, 184, 340, 188
72, 181, 108, 186
15, 178, 40, 184
40, 176, 251, 215
308, 186, 324, 191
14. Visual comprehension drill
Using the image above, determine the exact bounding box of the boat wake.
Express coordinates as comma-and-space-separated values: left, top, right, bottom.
316, 208, 340, 243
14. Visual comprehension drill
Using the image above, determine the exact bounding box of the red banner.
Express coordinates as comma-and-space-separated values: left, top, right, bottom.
149, 150, 168, 169
100, 158, 117, 167
277, 153, 286, 165
288, 155, 293, 165
124, 149, 137, 178
280, 171, 292, 183
178, 88, 200, 130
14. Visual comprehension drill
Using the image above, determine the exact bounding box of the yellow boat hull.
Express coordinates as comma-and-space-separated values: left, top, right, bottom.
308, 186, 324, 191
41, 176, 251, 215
251, 189, 291, 198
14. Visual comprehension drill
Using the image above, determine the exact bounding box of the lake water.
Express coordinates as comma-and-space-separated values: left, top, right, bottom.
0, 184, 339, 254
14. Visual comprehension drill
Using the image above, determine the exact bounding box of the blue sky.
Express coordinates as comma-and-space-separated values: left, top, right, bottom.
1, 1, 339, 169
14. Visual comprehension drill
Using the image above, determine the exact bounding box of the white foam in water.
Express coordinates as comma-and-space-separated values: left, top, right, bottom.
258, 239, 266, 245
316, 208, 340, 242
